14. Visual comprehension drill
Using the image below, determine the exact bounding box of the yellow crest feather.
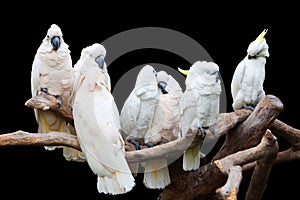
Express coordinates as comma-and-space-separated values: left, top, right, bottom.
178, 67, 189, 75
256, 28, 268, 42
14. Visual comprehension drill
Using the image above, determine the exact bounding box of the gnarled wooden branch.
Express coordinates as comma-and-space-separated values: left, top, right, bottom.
25, 92, 74, 125
0, 93, 294, 200
0, 130, 80, 150
270, 119, 300, 164
21, 93, 252, 163
215, 129, 278, 200
245, 131, 278, 200
0, 109, 251, 163
213, 95, 283, 160
214, 130, 277, 175
158, 95, 284, 200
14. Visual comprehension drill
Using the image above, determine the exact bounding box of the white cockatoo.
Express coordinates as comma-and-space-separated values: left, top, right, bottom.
72, 43, 135, 195
120, 65, 183, 189
178, 60, 221, 171
120, 65, 159, 148
119, 65, 158, 180
30, 23, 85, 162
141, 70, 183, 189
147, 70, 183, 145
231, 29, 269, 111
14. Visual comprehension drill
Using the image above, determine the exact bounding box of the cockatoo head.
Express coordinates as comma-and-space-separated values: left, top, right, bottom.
135, 65, 157, 87
44, 24, 64, 51
178, 61, 220, 85
79, 43, 110, 89
191, 61, 220, 84
156, 71, 170, 94
81, 43, 107, 69
247, 29, 270, 58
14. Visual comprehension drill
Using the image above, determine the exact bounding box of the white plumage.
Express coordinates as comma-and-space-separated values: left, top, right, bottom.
72, 43, 135, 195
120, 65, 183, 189
231, 29, 269, 111
179, 60, 221, 171
30, 23, 85, 162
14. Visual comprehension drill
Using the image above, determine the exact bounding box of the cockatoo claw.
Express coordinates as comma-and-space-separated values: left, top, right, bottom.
198, 127, 207, 138
144, 142, 155, 148
56, 97, 62, 109
40, 87, 48, 94
244, 105, 255, 111
128, 140, 141, 150
42, 106, 50, 111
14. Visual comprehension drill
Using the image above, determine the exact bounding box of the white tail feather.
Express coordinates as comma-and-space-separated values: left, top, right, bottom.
143, 159, 171, 189
97, 171, 135, 195
183, 145, 201, 171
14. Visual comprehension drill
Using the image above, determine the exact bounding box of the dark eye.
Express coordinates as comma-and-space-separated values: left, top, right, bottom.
153, 70, 157, 76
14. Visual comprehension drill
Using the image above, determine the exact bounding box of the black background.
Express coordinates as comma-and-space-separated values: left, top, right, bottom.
1, 4, 299, 199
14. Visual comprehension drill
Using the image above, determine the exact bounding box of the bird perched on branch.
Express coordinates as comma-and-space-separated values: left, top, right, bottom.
178, 60, 221, 171
30, 24, 85, 162
72, 43, 135, 195
231, 29, 270, 111
120, 65, 183, 189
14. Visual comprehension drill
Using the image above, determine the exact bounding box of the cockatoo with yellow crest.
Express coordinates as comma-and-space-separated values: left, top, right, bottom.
178, 60, 221, 171
231, 29, 269, 111
72, 43, 135, 195
30, 23, 85, 162
120, 65, 183, 189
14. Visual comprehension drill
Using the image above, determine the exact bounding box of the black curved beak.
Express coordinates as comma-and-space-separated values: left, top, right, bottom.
51, 36, 61, 51
158, 81, 168, 94
95, 55, 105, 69
212, 71, 220, 83
216, 72, 220, 83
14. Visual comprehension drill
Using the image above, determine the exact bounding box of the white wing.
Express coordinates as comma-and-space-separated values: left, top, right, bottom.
72, 59, 136, 193
231, 57, 246, 100
120, 82, 158, 141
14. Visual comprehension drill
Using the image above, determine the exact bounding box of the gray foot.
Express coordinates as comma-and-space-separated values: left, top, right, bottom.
244, 105, 255, 111
198, 127, 207, 138
128, 140, 141, 150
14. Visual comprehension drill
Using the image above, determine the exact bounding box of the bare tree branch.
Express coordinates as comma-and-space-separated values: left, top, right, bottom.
24, 92, 300, 164
159, 95, 284, 200
0, 93, 292, 200
214, 130, 277, 174
271, 119, 300, 145
25, 93, 74, 125
270, 119, 300, 164
0, 108, 250, 164
213, 95, 283, 160
215, 166, 243, 200
18, 93, 252, 164
245, 131, 278, 200
214, 129, 278, 200
0, 130, 80, 150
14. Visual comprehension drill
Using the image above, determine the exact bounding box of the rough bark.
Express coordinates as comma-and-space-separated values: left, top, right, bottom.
25, 92, 74, 125
213, 95, 283, 160
0, 130, 80, 150
159, 95, 284, 200
0, 93, 295, 199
